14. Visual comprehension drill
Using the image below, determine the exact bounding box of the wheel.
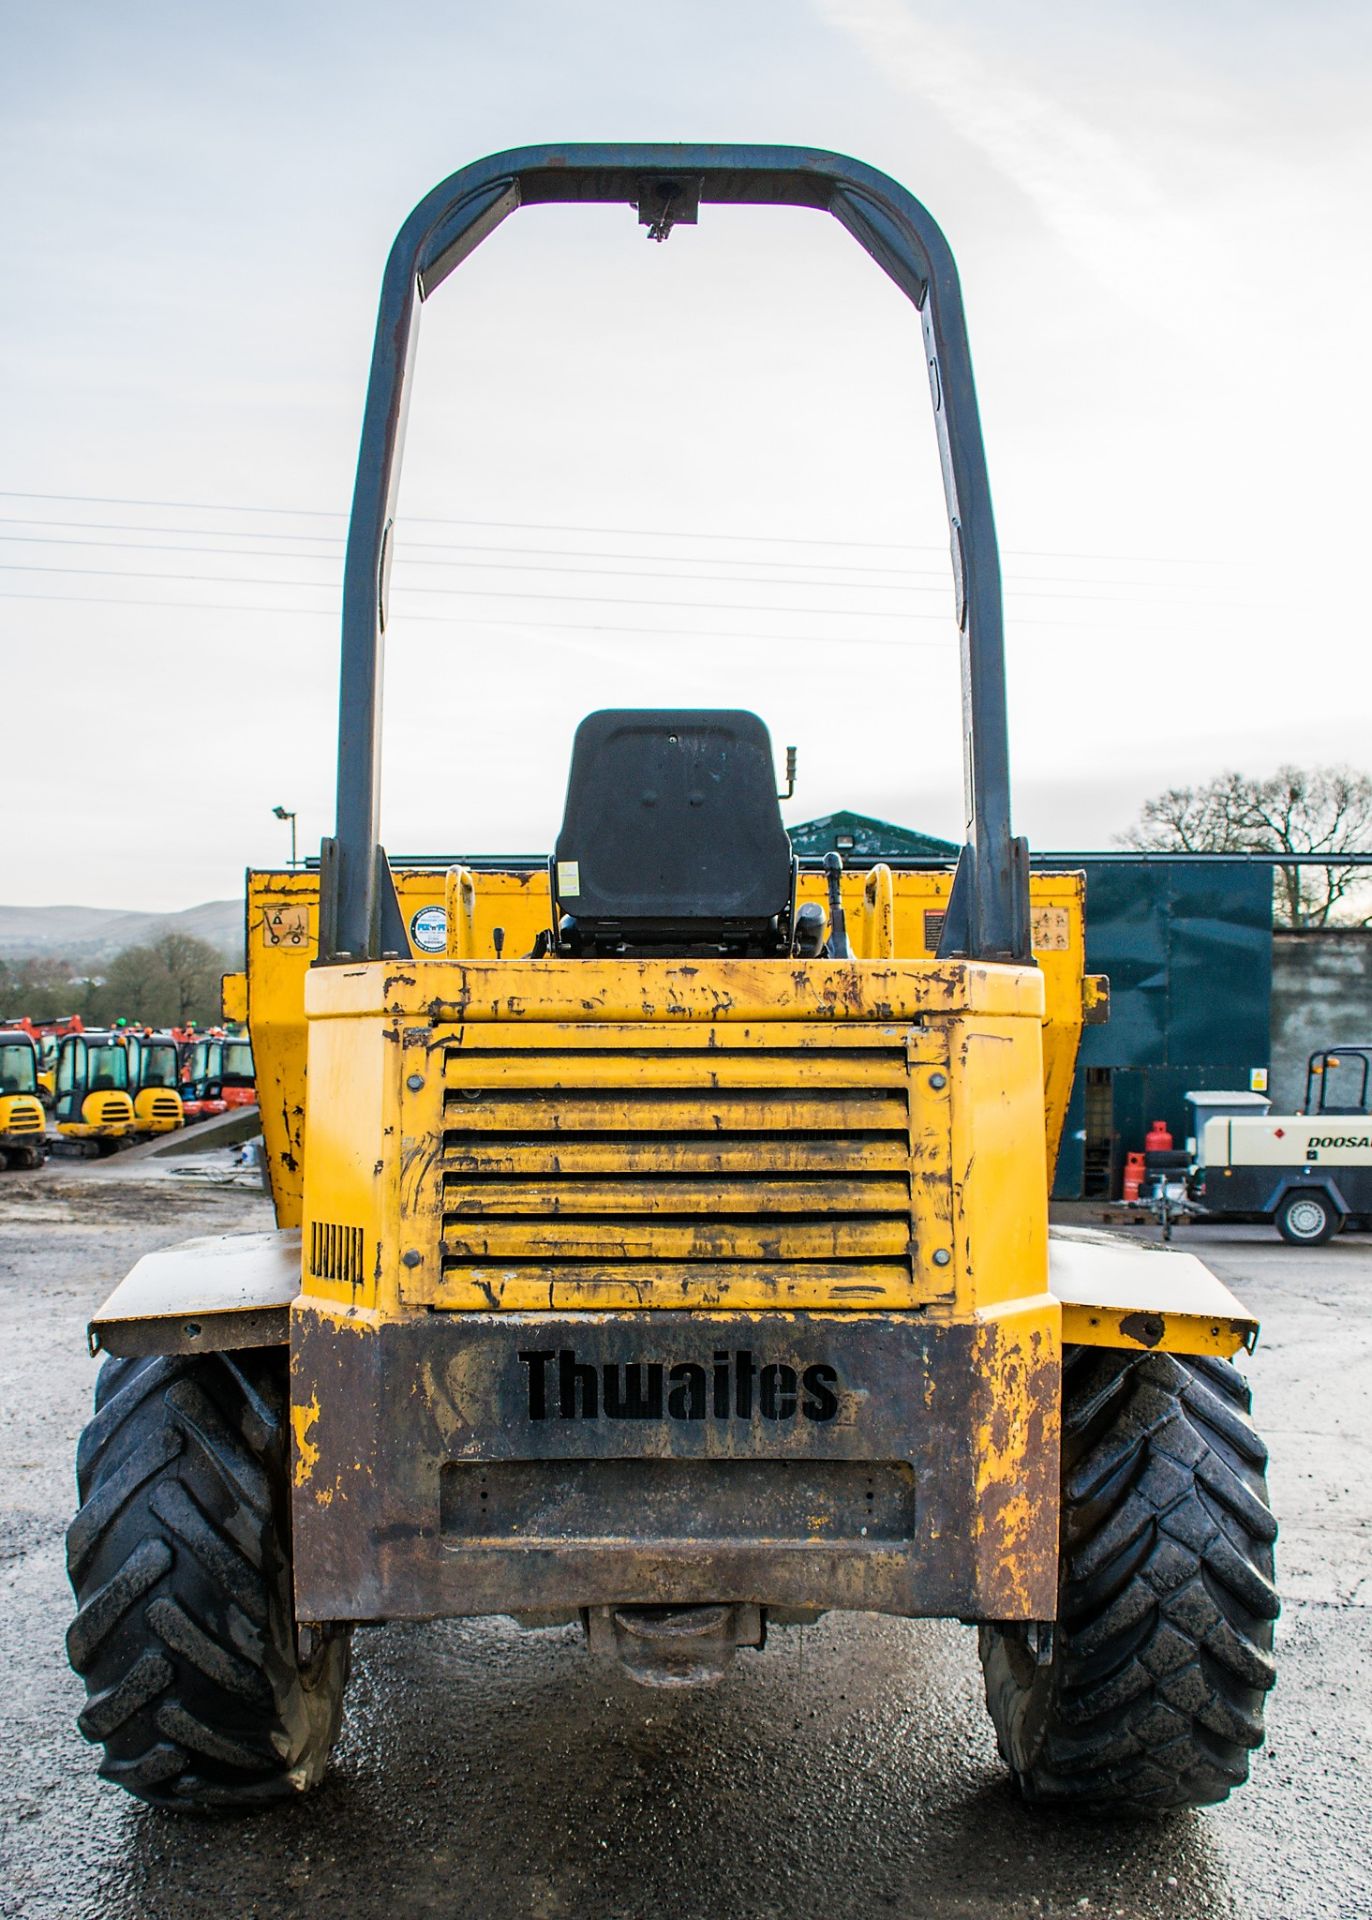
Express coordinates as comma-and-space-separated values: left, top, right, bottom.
1275, 1190, 1340, 1246
66, 1349, 351, 1810
979, 1347, 1278, 1811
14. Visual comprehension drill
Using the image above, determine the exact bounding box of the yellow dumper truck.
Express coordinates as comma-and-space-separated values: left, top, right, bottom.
66, 146, 1277, 1816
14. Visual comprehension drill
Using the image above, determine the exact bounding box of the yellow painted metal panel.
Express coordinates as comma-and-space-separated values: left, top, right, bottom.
257, 864, 1084, 1318
441, 1175, 910, 1215
305, 955, 1048, 1023
245, 872, 317, 1228
1060, 1302, 1250, 1358
442, 1049, 909, 1088
441, 1216, 912, 1259
0, 1094, 47, 1134
247, 865, 1087, 1256
970, 1293, 1062, 1614
441, 1020, 933, 1053
442, 1136, 909, 1174
221, 970, 248, 1024
443, 1090, 911, 1132
299, 1011, 397, 1310
409, 1261, 920, 1311
942, 1014, 1050, 1311
855, 863, 896, 959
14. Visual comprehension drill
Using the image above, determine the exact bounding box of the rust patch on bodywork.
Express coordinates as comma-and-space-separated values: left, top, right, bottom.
1118, 1310, 1165, 1349
291, 1392, 321, 1487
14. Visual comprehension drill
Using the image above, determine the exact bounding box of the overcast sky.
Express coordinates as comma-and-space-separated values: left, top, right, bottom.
3, 0, 1370, 909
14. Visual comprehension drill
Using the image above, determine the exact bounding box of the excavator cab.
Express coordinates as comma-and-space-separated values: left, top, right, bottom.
123, 1030, 185, 1136
0, 1029, 47, 1168
54, 1030, 135, 1151
178, 1033, 228, 1120
217, 1033, 257, 1108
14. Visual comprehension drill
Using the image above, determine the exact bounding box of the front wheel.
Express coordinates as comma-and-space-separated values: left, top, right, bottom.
1275, 1190, 1340, 1246
66, 1349, 351, 1810
979, 1347, 1278, 1812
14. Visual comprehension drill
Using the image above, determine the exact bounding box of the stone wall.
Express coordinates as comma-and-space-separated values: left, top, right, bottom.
1270, 929, 1372, 1110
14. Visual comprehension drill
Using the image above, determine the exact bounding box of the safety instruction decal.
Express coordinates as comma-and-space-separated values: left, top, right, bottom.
262, 905, 309, 948
1031, 907, 1070, 951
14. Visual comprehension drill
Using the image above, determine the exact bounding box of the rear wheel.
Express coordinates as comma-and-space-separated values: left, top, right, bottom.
1275, 1190, 1340, 1246
66, 1349, 351, 1810
979, 1347, 1278, 1812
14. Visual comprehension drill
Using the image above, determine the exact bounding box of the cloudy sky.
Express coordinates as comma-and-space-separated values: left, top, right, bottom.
3, 0, 1369, 908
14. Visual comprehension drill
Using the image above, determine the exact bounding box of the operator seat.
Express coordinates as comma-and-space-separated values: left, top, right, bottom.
552, 709, 795, 955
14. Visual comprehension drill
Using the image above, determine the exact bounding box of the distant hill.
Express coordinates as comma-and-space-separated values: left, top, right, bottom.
0, 899, 242, 963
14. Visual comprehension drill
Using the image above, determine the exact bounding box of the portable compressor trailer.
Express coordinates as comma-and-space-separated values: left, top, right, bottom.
1187, 1046, 1372, 1245
66, 145, 1278, 1817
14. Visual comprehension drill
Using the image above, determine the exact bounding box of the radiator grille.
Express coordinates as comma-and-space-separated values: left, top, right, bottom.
6, 1104, 42, 1133
432, 1040, 929, 1307
310, 1221, 365, 1287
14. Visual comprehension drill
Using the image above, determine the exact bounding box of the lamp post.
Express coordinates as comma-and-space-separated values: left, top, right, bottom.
272, 805, 298, 869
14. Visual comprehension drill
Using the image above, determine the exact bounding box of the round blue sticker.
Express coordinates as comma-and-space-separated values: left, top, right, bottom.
409, 905, 448, 954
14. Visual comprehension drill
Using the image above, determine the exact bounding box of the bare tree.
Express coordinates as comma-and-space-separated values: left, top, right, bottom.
1119, 765, 1372, 927
102, 932, 225, 1027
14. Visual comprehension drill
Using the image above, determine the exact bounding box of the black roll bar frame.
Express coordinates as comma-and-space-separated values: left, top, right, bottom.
321, 143, 1030, 964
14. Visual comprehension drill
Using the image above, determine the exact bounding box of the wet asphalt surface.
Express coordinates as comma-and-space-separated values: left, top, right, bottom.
1, 1166, 1369, 1920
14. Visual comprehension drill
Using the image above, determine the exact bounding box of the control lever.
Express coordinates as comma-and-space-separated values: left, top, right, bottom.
823, 852, 851, 959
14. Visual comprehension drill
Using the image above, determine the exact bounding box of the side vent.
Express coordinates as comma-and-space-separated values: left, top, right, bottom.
309, 1221, 365, 1287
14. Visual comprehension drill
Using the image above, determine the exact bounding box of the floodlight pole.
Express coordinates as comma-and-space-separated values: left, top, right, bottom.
272, 805, 298, 869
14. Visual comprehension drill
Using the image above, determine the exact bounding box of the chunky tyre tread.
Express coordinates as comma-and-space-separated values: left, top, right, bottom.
980, 1347, 1277, 1812
67, 1349, 349, 1810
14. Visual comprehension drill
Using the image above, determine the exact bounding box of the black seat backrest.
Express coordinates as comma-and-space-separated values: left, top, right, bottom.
553, 709, 794, 948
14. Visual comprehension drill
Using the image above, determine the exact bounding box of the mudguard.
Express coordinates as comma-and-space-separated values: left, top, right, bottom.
1048, 1225, 1257, 1357
89, 1228, 298, 1357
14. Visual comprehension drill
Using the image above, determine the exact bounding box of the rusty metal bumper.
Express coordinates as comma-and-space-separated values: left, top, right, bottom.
290, 1304, 1059, 1625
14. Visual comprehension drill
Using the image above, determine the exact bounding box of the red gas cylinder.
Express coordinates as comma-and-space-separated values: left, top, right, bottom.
1144, 1118, 1173, 1154
1122, 1152, 1145, 1202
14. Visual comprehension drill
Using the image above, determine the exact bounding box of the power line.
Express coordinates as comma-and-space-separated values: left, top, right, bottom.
0, 487, 1248, 568
0, 556, 1266, 617
0, 527, 1263, 605
0, 584, 1249, 638
0, 589, 956, 650
0, 534, 957, 590
0, 560, 961, 620
0, 517, 949, 580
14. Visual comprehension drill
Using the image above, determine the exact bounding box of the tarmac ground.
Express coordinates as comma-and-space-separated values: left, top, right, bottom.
1, 1162, 1368, 1920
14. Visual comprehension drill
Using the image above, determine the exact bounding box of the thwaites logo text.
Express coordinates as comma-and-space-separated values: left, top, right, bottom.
517, 1348, 841, 1424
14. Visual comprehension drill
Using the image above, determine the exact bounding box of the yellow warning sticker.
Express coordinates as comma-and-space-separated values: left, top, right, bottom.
1031, 907, 1070, 952
263, 904, 309, 948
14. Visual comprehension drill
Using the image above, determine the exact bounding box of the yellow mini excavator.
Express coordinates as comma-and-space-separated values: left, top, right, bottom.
54, 1028, 135, 1152
123, 1029, 186, 1137
0, 1027, 47, 1168
67, 146, 1277, 1817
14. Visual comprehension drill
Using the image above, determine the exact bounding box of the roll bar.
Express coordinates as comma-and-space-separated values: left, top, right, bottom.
321, 144, 1030, 964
